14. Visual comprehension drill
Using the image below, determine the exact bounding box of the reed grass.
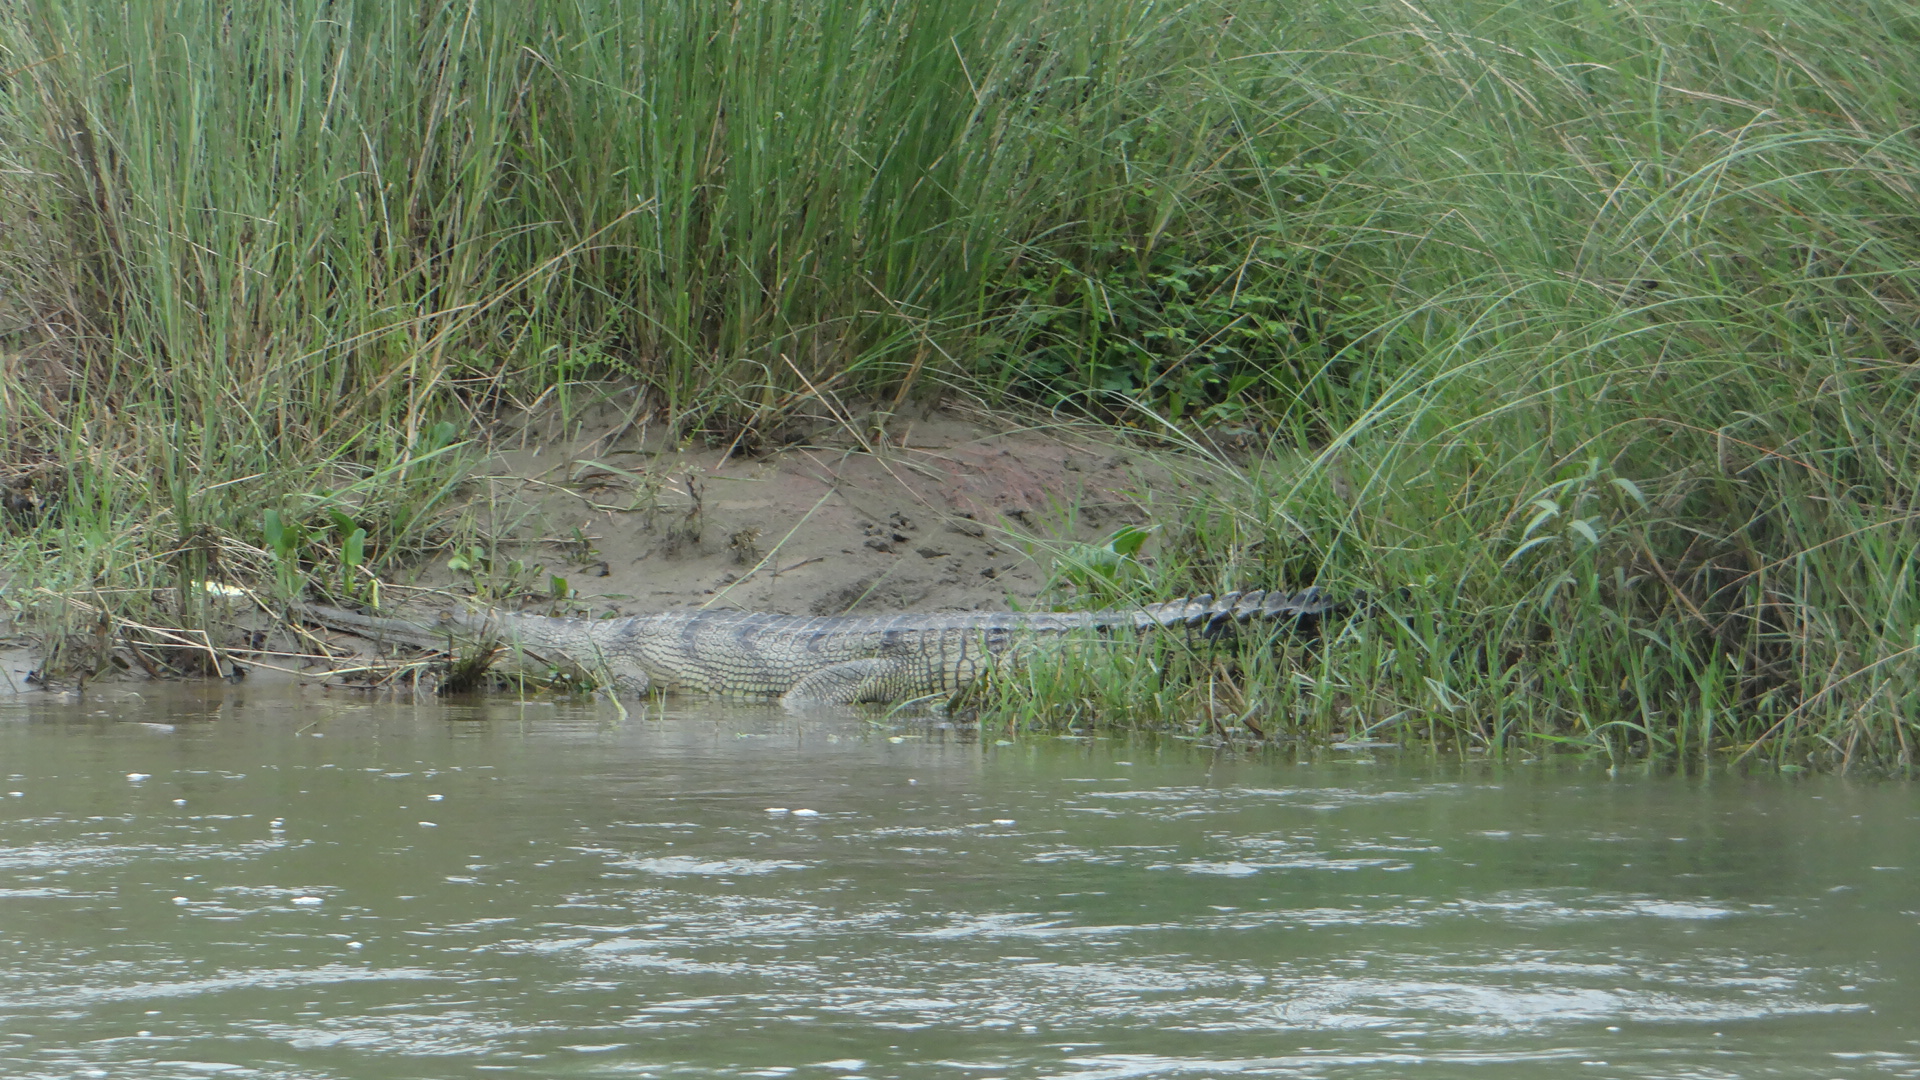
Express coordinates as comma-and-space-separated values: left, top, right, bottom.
2, 0, 1917, 767
979, 0, 1920, 771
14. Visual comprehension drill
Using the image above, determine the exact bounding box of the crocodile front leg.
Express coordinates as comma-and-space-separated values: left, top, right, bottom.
602, 657, 652, 697
779, 658, 915, 709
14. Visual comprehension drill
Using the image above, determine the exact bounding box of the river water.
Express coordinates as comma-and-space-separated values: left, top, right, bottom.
0, 688, 1914, 1079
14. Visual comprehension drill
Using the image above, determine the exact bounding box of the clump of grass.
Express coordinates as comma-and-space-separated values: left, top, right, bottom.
978, 0, 1920, 772
1, 0, 1355, 428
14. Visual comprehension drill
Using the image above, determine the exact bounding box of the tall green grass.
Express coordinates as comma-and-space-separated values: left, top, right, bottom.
982, 0, 1920, 770
3, 0, 1918, 766
3, 0, 1341, 430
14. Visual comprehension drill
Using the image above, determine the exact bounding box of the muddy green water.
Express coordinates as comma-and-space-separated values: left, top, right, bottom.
0, 689, 1915, 1080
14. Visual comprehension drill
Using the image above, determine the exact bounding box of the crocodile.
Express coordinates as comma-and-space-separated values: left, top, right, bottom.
292, 588, 1346, 708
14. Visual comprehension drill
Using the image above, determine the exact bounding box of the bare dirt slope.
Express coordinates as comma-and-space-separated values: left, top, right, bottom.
417, 402, 1190, 623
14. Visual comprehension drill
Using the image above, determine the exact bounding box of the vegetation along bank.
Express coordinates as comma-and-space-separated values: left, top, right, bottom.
2, 0, 1917, 770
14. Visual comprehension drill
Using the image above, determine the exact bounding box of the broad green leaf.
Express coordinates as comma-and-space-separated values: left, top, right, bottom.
1610, 476, 1649, 509
1522, 499, 1560, 539
1503, 534, 1558, 567
1108, 525, 1153, 558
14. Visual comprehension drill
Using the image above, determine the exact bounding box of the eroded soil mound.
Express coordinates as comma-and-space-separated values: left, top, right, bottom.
442, 404, 1177, 619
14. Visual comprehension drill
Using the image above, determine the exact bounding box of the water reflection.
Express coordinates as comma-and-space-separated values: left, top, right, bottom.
0, 688, 1914, 1078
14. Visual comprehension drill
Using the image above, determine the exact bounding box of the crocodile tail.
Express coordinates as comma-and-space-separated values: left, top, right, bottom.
1132, 587, 1349, 637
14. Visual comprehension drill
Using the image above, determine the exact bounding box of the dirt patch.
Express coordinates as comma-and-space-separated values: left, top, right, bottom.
413, 402, 1187, 621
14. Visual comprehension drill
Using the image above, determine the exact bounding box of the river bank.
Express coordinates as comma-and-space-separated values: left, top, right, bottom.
0, 398, 1206, 699
5, 0, 1920, 768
